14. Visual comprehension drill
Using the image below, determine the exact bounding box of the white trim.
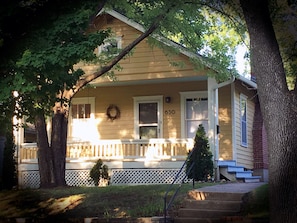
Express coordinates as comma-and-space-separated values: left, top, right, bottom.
97, 9, 146, 33
179, 91, 208, 139
69, 97, 96, 141
240, 94, 248, 147
133, 95, 163, 139
237, 75, 257, 89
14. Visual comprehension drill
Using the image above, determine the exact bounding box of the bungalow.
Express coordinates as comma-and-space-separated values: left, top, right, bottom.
17, 9, 268, 188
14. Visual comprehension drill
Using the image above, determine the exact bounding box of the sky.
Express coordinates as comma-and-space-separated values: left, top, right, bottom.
235, 44, 250, 79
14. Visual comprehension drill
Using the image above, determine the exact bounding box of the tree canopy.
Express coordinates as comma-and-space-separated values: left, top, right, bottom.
1, 1, 297, 221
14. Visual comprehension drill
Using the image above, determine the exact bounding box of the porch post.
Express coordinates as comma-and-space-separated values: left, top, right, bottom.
208, 77, 219, 181
13, 115, 23, 188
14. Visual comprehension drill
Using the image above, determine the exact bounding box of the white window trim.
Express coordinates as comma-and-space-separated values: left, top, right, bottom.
240, 94, 248, 147
180, 91, 208, 138
69, 97, 95, 140
70, 97, 95, 118
133, 95, 163, 139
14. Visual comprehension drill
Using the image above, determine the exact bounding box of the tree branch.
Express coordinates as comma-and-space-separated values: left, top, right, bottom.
74, 13, 166, 93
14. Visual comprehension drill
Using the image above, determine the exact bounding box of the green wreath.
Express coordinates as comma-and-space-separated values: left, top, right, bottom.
106, 104, 121, 121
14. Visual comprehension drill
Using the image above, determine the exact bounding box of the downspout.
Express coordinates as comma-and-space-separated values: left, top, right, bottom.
210, 76, 235, 181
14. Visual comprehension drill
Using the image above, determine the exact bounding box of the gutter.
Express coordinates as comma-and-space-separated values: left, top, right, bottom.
212, 75, 236, 90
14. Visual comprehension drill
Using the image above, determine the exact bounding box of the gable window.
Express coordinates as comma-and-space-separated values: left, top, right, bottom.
240, 94, 247, 147
97, 37, 122, 56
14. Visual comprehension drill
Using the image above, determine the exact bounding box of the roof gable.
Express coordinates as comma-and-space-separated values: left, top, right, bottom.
96, 9, 257, 89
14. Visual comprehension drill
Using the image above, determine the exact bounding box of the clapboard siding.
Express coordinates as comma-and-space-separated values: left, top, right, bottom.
218, 85, 233, 160
73, 81, 207, 140
234, 81, 256, 169
76, 14, 206, 84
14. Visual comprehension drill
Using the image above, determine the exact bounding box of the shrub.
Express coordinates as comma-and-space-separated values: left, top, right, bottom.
186, 124, 213, 182
90, 159, 109, 186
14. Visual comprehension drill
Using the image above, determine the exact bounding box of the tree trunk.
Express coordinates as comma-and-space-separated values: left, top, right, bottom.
51, 111, 68, 187
240, 0, 297, 222
35, 113, 53, 188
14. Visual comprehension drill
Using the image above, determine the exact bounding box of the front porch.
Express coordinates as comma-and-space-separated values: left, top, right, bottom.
18, 138, 194, 188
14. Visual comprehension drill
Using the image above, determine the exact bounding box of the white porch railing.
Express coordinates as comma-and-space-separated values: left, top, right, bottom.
19, 138, 194, 163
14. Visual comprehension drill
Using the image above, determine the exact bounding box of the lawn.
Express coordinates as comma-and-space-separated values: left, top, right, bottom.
0, 183, 270, 222
0, 183, 213, 222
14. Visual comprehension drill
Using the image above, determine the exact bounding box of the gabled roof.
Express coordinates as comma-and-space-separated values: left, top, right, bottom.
97, 9, 257, 89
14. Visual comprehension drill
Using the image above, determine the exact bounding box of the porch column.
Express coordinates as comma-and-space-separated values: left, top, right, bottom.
208, 77, 219, 181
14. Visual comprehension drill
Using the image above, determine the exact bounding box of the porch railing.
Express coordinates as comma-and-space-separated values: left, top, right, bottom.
19, 138, 194, 162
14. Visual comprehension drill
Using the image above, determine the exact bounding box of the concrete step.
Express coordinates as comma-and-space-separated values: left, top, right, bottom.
178, 208, 239, 218
188, 190, 244, 201
217, 160, 236, 166
182, 199, 242, 212
243, 176, 261, 183
236, 171, 253, 178
174, 217, 221, 223
218, 160, 262, 183
227, 166, 245, 172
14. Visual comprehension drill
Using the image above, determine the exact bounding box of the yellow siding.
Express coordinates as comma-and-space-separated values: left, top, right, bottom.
75, 14, 206, 84
234, 81, 256, 169
218, 85, 233, 160
74, 81, 207, 139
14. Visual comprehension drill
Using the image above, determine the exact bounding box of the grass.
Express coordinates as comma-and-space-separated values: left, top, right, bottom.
0, 183, 270, 222
0, 183, 214, 221
243, 183, 269, 219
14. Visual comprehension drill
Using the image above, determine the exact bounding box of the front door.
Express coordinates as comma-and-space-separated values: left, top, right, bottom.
181, 92, 208, 139
134, 96, 163, 139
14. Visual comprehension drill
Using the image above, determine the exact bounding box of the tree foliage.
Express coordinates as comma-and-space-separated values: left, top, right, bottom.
90, 159, 109, 187
186, 124, 213, 182
1, 2, 297, 221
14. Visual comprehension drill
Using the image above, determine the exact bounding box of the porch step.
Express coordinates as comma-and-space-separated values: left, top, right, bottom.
174, 189, 245, 223
218, 160, 261, 183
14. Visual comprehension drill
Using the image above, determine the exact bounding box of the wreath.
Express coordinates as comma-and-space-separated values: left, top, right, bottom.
106, 104, 121, 121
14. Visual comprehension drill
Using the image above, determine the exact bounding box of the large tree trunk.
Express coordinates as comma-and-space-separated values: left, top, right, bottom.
35, 113, 53, 188
51, 110, 68, 187
240, 0, 297, 222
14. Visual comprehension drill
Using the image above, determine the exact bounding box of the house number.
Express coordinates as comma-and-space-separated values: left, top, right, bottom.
165, 110, 175, 115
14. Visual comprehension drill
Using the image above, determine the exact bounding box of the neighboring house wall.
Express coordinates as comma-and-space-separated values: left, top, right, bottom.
234, 81, 257, 169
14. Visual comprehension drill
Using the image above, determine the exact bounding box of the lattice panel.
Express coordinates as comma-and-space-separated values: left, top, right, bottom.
111, 168, 189, 185
66, 170, 94, 187
20, 168, 189, 188
21, 171, 40, 189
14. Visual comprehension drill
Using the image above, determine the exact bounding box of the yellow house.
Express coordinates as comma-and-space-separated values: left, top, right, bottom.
18, 9, 268, 188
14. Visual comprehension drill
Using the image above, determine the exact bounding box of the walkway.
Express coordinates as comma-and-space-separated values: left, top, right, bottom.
196, 182, 267, 193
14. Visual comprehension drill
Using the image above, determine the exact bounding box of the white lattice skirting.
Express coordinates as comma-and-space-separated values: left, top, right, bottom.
19, 168, 189, 188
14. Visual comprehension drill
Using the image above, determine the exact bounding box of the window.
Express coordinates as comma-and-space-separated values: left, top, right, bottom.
133, 96, 163, 139
72, 104, 91, 119
240, 94, 247, 147
180, 91, 208, 139
139, 102, 158, 139
97, 37, 122, 56
69, 97, 97, 141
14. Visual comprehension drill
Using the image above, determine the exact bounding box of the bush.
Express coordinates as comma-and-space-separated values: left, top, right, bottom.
90, 159, 109, 186
186, 124, 213, 182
